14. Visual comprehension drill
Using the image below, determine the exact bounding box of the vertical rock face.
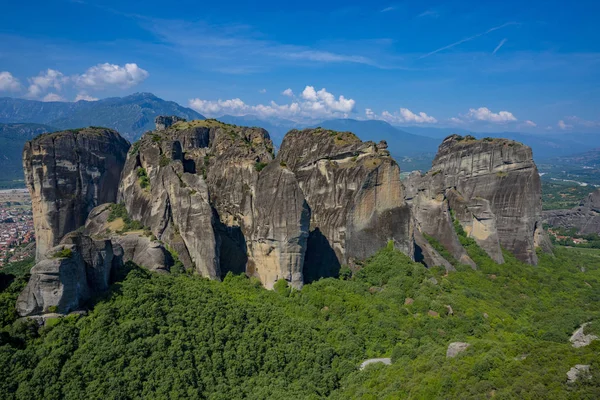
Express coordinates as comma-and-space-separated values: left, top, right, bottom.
277, 128, 414, 281
16, 232, 121, 316
406, 135, 548, 266
117, 119, 309, 287
249, 163, 310, 289
23, 128, 130, 260
543, 189, 600, 234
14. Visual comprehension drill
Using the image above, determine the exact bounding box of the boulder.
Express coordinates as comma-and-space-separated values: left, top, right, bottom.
23, 127, 129, 260
569, 323, 599, 348
16, 232, 121, 316
567, 364, 591, 384
359, 358, 392, 370
446, 342, 470, 358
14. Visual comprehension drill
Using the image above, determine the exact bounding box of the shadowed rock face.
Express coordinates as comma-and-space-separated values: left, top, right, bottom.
406, 135, 548, 266
23, 127, 130, 260
543, 189, 600, 234
277, 128, 414, 279
117, 119, 310, 287
16, 232, 121, 316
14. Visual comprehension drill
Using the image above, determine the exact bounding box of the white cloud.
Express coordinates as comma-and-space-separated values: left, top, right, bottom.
27, 69, 67, 98
466, 107, 517, 123
42, 93, 65, 102
381, 6, 396, 12
259, 88, 267, 94
366, 107, 438, 124
558, 120, 573, 130
74, 63, 149, 89
523, 120, 537, 127
75, 92, 99, 102
0, 72, 21, 92
449, 117, 466, 124
565, 116, 600, 128
282, 88, 294, 97
189, 85, 355, 122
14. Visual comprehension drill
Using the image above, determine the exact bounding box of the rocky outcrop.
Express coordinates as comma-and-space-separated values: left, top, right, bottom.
23, 127, 130, 260
406, 135, 549, 266
543, 189, 600, 234
155, 115, 186, 131
84, 203, 173, 273
569, 323, 599, 348
277, 128, 414, 281
567, 365, 591, 384
117, 119, 308, 288
248, 163, 310, 289
16, 232, 121, 316
446, 342, 470, 358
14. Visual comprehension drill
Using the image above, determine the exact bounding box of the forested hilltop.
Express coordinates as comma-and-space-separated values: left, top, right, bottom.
1, 242, 599, 399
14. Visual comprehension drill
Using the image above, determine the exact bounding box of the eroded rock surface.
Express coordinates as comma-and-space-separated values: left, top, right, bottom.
117, 118, 309, 288
567, 365, 591, 384
544, 189, 600, 235
23, 127, 129, 260
406, 135, 549, 266
277, 129, 414, 281
446, 342, 470, 358
16, 232, 121, 316
569, 323, 599, 348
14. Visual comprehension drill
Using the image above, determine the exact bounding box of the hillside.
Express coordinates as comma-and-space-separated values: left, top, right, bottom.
0, 93, 204, 141
1, 244, 599, 399
0, 123, 56, 188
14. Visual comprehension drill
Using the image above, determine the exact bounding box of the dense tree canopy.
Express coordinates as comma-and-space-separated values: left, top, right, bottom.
0, 241, 599, 399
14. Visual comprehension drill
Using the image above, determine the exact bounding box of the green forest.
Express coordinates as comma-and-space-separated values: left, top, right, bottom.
1, 240, 599, 399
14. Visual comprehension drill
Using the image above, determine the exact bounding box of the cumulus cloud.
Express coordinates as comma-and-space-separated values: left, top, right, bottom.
282, 88, 294, 97
27, 69, 67, 98
523, 120, 537, 127
449, 117, 466, 124
366, 107, 438, 124
558, 120, 573, 130
75, 92, 99, 102
466, 107, 517, 123
42, 93, 66, 102
189, 85, 355, 122
74, 63, 149, 89
0, 72, 21, 92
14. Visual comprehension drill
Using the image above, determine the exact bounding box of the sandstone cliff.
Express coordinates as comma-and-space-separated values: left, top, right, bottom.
23, 127, 130, 260
406, 135, 548, 266
277, 128, 414, 281
16, 232, 121, 316
543, 189, 600, 234
117, 117, 308, 288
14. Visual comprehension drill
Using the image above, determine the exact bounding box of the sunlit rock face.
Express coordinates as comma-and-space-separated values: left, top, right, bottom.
23, 127, 129, 261
276, 128, 414, 281
406, 135, 550, 266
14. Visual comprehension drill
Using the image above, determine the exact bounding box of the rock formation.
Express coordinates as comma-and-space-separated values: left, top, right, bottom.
446, 342, 470, 358
406, 135, 549, 266
543, 189, 600, 234
23, 127, 130, 260
117, 118, 309, 288
16, 232, 121, 316
276, 128, 414, 281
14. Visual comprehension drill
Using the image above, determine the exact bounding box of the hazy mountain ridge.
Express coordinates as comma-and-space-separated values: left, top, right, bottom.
0, 123, 57, 186
0, 93, 204, 141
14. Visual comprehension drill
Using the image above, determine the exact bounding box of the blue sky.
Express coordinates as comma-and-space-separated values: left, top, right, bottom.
0, 0, 599, 132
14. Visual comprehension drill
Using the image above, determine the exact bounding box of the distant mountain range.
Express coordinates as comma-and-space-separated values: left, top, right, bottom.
0, 123, 56, 187
1, 93, 599, 186
0, 93, 204, 141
